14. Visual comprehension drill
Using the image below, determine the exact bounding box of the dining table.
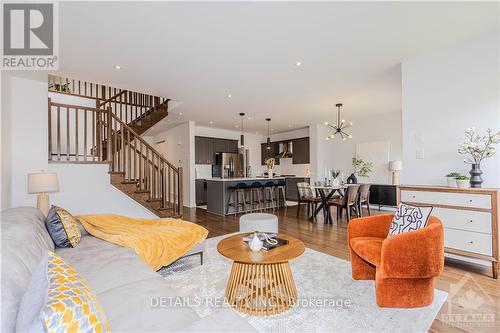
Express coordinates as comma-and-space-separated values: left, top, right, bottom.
308, 184, 348, 224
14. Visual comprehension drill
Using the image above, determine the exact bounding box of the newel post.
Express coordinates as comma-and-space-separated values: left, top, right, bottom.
95, 100, 101, 159
106, 106, 112, 164
178, 167, 183, 216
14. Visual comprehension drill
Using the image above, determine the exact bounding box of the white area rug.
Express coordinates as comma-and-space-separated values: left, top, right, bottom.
160, 235, 447, 333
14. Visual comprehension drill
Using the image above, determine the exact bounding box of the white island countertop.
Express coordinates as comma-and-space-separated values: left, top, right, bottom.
206, 177, 288, 182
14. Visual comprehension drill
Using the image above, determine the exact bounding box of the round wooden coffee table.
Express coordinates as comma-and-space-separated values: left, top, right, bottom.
217, 233, 305, 316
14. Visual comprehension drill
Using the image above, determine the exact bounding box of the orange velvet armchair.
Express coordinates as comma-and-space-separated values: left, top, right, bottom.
347, 214, 444, 308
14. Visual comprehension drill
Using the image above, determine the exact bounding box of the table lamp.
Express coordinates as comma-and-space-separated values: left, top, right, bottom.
28, 172, 59, 216
389, 161, 402, 185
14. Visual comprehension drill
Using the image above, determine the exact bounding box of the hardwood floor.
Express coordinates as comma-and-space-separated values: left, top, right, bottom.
182, 204, 500, 333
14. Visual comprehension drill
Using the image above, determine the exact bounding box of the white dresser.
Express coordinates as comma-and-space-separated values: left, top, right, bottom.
399, 185, 498, 279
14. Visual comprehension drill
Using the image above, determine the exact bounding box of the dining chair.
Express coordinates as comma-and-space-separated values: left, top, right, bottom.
357, 184, 371, 217
328, 184, 360, 222
296, 182, 320, 218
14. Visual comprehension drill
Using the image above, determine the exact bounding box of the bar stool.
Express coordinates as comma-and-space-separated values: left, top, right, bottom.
276, 179, 287, 208
226, 183, 247, 215
263, 181, 277, 210
247, 182, 264, 212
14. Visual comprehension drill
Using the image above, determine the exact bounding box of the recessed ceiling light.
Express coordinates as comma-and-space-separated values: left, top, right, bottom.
247, 117, 252, 120
288, 124, 292, 128
227, 94, 232, 98
209, 121, 213, 125
295, 61, 302, 67
113, 65, 123, 70
178, 112, 183, 116
234, 124, 239, 128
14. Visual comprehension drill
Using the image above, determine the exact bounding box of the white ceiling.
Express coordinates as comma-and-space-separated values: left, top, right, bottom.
57, 1, 498, 135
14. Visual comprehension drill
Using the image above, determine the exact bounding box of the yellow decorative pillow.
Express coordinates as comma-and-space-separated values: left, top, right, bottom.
43, 252, 110, 333
46, 206, 82, 247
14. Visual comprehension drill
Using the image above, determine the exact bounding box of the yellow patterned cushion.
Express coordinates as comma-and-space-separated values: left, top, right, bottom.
43, 252, 110, 333
46, 206, 81, 247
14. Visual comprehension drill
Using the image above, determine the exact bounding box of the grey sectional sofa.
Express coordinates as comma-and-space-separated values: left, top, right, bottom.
1, 207, 256, 333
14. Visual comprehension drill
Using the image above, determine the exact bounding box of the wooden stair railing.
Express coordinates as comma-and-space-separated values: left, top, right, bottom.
49, 75, 169, 130
104, 108, 183, 216
48, 99, 183, 217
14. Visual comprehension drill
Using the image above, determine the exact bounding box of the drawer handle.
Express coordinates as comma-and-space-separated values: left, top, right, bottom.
468, 220, 473, 223
412, 195, 416, 199
469, 199, 473, 203
469, 241, 474, 244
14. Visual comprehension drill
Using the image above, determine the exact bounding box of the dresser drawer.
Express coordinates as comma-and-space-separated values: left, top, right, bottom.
433, 207, 492, 234
445, 228, 492, 256
401, 190, 491, 210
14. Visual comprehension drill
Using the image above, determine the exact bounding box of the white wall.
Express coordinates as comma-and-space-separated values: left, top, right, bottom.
49, 164, 156, 217
154, 121, 195, 207
1, 73, 12, 210
2, 73, 49, 208
310, 111, 402, 183
401, 31, 500, 187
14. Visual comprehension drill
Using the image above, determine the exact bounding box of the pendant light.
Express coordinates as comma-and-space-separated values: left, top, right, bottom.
325, 103, 353, 141
266, 118, 271, 149
239, 113, 245, 147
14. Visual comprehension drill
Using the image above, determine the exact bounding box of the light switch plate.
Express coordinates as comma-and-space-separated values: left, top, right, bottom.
414, 133, 424, 144
416, 148, 425, 159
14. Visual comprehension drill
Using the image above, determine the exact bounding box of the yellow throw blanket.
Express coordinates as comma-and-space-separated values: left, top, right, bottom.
76, 214, 208, 271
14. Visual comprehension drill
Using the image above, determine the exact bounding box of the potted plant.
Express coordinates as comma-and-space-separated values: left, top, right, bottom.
445, 172, 461, 188
458, 128, 500, 188
348, 156, 373, 184
455, 175, 470, 189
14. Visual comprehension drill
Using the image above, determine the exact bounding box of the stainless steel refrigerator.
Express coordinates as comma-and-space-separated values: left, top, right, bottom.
212, 153, 244, 178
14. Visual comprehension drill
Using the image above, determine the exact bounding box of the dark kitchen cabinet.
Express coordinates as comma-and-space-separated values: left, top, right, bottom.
195, 136, 206, 164
225, 140, 238, 153
195, 179, 207, 205
292, 137, 310, 164
195, 136, 239, 164
261, 143, 280, 165
205, 138, 215, 164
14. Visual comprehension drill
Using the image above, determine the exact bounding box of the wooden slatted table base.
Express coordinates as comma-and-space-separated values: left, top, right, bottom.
225, 261, 298, 316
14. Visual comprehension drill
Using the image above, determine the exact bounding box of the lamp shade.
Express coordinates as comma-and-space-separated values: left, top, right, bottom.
28, 172, 59, 193
389, 160, 403, 171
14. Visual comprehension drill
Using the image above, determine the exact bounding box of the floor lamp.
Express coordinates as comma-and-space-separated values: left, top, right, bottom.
28, 172, 59, 216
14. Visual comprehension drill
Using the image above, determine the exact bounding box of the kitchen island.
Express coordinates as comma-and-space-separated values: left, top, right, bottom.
206, 177, 309, 216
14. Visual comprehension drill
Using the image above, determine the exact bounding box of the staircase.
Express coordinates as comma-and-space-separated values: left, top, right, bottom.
48, 76, 183, 217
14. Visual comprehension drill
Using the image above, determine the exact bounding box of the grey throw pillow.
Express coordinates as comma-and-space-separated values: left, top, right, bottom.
15, 252, 49, 333
388, 203, 433, 237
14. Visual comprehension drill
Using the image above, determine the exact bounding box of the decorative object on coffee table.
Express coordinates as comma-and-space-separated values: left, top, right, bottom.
217, 233, 305, 316
458, 128, 500, 188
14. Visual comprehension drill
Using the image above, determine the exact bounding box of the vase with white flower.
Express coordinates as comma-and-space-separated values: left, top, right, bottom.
458, 128, 500, 188
265, 158, 275, 179
331, 169, 341, 186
